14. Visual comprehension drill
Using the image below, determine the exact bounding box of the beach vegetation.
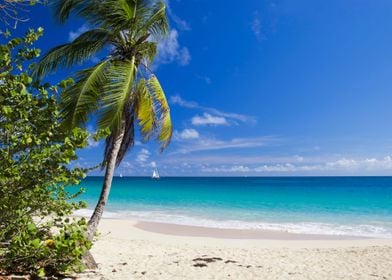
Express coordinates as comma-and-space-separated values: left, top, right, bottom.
0, 28, 91, 278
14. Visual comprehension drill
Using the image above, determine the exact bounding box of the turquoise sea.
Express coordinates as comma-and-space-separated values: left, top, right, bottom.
75, 177, 392, 238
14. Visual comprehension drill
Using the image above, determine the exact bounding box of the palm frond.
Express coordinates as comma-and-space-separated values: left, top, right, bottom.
92, 0, 137, 30
53, 0, 114, 27
73, 28, 113, 43
135, 78, 157, 141
98, 57, 135, 133
33, 28, 111, 79
53, 0, 87, 23
143, 1, 169, 39
134, 1, 169, 40
61, 60, 110, 129
147, 75, 172, 151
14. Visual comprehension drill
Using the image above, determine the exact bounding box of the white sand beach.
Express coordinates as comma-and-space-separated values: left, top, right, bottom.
78, 219, 392, 280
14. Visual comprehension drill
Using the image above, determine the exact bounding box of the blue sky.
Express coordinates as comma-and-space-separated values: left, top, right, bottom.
6, 0, 392, 176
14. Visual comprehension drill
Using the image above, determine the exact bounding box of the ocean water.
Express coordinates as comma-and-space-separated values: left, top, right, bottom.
74, 177, 392, 238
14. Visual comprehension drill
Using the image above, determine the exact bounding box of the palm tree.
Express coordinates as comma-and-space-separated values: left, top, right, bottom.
34, 0, 173, 240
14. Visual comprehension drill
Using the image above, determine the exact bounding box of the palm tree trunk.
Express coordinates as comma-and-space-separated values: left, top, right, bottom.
87, 127, 125, 241
83, 128, 125, 269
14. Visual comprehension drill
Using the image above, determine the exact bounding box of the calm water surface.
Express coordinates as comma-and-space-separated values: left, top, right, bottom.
74, 177, 392, 238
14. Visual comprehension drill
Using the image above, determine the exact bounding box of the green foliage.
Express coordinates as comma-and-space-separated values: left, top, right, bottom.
0, 29, 91, 277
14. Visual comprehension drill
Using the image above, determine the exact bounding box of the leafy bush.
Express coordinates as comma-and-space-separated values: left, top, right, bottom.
0, 28, 91, 278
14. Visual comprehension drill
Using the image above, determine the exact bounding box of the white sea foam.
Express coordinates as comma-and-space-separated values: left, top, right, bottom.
74, 209, 392, 238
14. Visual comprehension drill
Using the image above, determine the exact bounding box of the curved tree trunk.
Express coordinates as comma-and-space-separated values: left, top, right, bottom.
87, 127, 125, 241
83, 128, 125, 269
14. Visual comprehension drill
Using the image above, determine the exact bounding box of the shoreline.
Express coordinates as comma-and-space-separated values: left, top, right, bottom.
104, 219, 392, 247
78, 219, 392, 279
134, 220, 368, 240
75, 211, 392, 240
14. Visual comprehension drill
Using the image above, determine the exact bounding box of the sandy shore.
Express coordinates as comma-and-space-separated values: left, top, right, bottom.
78, 219, 392, 279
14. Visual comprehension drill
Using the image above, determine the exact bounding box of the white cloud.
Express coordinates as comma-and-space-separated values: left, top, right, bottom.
192, 113, 228, 126
85, 126, 99, 148
171, 95, 256, 125
326, 158, 358, 169
175, 128, 200, 140
136, 148, 151, 163
87, 137, 99, 148
69, 24, 89, 41
157, 29, 191, 66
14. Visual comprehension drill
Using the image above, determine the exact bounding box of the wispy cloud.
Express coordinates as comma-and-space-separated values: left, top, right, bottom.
68, 24, 89, 41
167, 9, 191, 31
191, 113, 228, 126
174, 128, 200, 140
170, 95, 198, 108
161, 154, 311, 166
136, 148, 151, 163
157, 29, 191, 66
86, 126, 99, 148
251, 11, 263, 41
87, 137, 100, 148
173, 136, 277, 154
201, 156, 392, 174
170, 95, 256, 125
164, 0, 191, 31
196, 74, 212, 84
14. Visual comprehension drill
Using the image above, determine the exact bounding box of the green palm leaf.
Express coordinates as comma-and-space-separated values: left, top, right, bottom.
34, 28, 111, 79
135, 78, 157, 140
136, 1, 169, 39
98, 57, 135, 132
53, 0, 87, 23
61, 59, 110, 129
147, 75, 172, 151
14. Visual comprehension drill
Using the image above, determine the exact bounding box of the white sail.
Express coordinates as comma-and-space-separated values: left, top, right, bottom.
152, 168, 160, 179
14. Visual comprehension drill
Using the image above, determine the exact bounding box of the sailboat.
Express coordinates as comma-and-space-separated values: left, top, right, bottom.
152, 167, 160, 179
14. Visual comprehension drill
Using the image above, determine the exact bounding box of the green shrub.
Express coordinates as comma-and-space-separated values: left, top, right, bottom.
0, 28, 91, 278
